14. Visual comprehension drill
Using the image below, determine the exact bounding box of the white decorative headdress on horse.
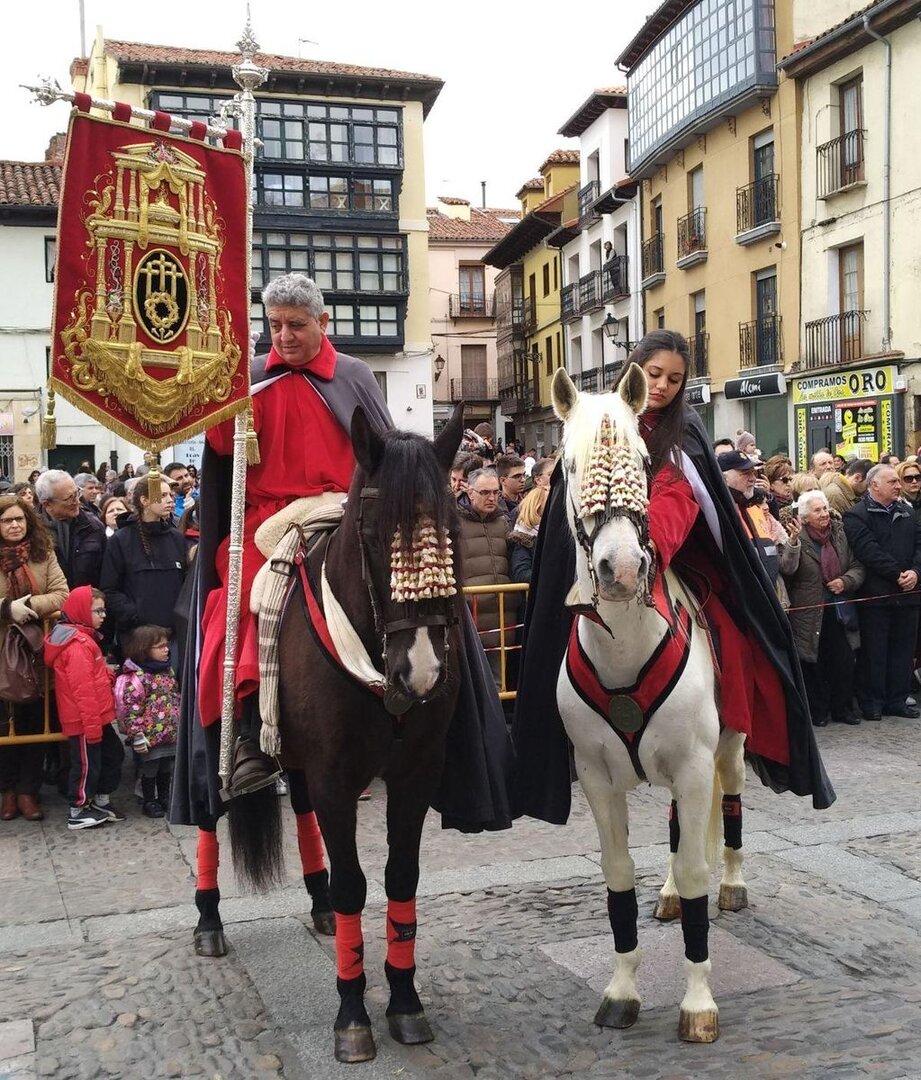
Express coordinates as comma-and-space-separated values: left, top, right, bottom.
579, 413, 648, 519
390, 520, 457, 603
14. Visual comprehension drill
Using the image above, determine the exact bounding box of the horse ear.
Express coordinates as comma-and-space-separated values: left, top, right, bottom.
350, 406, 384, 474
433, 400, 464, 473
619, 362, 648, 415
551, 367, 578, 420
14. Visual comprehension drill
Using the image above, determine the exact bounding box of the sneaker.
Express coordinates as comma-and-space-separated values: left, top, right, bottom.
67, 804, 109, 830
91, 800, 126, 822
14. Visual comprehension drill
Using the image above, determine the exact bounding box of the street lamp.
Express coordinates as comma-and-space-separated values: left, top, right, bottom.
433, 354, 446, 382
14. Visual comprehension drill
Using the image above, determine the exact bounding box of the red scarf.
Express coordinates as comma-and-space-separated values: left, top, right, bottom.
805, 522, 841, 584
264, 334, 337, 379
0, 540, 34, 599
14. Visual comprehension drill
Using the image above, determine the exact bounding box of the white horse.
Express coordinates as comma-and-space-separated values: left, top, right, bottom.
551, 363, 748, 1044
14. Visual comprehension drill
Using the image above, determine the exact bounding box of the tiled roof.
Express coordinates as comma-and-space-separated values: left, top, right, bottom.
777, 0, 919, 70
558, 88, 628, 138
70, 57, 89, 78
426, 207, 518, 242
438, 196, 469, 206
0, 162, 61, 207
105, 39, 441, 84
516, 178, 545, 195
539, 149, 580, 172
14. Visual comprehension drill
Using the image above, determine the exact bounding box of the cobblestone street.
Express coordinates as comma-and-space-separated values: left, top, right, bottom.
2, 716, 921, 1080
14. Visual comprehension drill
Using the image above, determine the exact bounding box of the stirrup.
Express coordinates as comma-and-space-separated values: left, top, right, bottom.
220, 740, 282, 801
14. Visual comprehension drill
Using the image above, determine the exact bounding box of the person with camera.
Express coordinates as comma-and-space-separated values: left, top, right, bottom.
0, 494, 69, 821
720, 451, 791, 586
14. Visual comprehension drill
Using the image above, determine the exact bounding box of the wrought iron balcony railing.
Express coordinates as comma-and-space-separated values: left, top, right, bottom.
576, 368, 600, 393
561, 282, 579, 322
449, 293, 495, 318
578, 180, 600, 224
677, 207, 707, 260
803, 311, 869, 369
688, 332, 710, 379
736, 174, 779, 234
601, 255, 629, 301
739, 316, 783, 369
578, 270, 603, 314
816, 130, 866, 198
449, 377, 498, 402
641, 233, 664, 281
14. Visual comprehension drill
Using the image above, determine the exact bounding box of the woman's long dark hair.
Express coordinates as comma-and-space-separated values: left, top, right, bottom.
613, 329, 691, 475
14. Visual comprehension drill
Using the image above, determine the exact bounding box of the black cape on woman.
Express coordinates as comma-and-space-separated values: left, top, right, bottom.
171, 350, 513, 833
512, 408, 836, 824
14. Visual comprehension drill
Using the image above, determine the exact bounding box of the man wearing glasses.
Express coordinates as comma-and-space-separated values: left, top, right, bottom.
35, 470, 107, 589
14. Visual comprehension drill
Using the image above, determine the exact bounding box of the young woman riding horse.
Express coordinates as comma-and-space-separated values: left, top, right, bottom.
230, 404, 473, 1063
514, 329, 834, 1043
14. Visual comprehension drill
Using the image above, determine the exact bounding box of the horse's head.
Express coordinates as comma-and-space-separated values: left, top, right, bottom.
552, 364, 653, 605
350, 402, 464, 713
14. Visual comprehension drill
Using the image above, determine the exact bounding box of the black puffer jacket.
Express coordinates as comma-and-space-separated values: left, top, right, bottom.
44, 508, 107, 588
843, 496, 921, 608
100, 516, 188, 636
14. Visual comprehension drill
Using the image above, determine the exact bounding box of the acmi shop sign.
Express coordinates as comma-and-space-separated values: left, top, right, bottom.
724, 373, 786, 400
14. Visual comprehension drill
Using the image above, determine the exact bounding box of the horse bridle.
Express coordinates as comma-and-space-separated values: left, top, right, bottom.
565, 461, 657, 612
355, 486, 457, 709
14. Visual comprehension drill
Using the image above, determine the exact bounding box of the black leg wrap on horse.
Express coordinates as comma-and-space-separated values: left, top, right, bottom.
607, 888, 639, 954
721, 793, 742, 850
680, 895, 710, 963
335, 973, 370, 1029
194, 888, 223, 931
668, 799, 680, 854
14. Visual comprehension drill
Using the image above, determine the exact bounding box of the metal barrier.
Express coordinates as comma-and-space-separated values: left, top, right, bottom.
0, 618, 65, 747
462, 582, 529, 700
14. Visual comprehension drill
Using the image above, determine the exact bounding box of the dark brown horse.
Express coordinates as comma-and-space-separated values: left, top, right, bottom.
229, 403, 465, 1063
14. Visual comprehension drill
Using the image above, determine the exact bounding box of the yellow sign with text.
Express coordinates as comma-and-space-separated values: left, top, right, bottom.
792, 365, 898, 405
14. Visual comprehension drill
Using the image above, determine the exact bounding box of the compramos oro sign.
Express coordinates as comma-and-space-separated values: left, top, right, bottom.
792, 365, 897, 404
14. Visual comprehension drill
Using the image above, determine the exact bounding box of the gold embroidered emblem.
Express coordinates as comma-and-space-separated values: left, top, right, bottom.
59, 138, 241, 437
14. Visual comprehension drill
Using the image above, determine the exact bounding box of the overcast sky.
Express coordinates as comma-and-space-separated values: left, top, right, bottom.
3, 0, 650, 207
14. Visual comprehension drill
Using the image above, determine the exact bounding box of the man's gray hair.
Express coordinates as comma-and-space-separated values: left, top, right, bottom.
262, 274, 325, 318
467, 468, 498, 490
34, 469, 72, 504
866, 463, 895, 487
73, 472, 96, 490
797, 489, 829, 519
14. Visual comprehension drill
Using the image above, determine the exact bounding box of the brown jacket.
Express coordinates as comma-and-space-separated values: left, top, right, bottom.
780, 518, 864, 663
0, 550, 70, 653
457, 498, 517, 632
820, 472, 858, 516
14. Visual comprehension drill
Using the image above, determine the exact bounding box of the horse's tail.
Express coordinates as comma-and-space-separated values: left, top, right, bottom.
705, 770, 722, 871
227, 785, 285, 892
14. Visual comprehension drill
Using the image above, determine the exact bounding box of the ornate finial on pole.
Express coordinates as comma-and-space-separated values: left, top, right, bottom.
26, 76, 63, 106
232, 8, 269, 93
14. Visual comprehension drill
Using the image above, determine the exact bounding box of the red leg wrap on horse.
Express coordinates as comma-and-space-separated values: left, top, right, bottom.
295, 811, 326, 875
196, 828, 219, 891
335, 912, 364, 981
386, 898, 417, 970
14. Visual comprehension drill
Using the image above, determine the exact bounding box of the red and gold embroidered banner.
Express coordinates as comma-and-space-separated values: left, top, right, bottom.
50, 106, 249, 451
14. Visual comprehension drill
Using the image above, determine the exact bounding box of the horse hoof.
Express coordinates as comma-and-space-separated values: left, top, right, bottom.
335, 1023, 376, 1063
678, 1007, 719, 1043
654, 894, 681, 921
594, 996, 640, 1029
718, 884, 748, 912
311, 910, 337, 937
387, 1012, 434, 1045
193, 929, 227, 958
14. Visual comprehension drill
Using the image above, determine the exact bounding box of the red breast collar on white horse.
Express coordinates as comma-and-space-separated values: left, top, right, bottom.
566, 573, 693, 781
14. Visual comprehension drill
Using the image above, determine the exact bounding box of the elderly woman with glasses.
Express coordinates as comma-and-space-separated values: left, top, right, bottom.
781, 490, 864, 727
0, 495, 69, 821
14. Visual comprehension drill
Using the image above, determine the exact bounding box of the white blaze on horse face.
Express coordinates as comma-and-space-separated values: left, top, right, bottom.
406, 628, 440, 697
594, 516, 648, 601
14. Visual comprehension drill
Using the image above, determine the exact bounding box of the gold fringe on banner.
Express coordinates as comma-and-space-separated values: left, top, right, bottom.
245, 403, 260, 466
41, 387, 57, 450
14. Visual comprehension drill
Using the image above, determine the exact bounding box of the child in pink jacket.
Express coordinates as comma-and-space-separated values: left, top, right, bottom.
44, 586, 125, 830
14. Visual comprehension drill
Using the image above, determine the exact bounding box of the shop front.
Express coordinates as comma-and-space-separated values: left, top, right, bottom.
791, 364, 903, 470
723, 372, 789, 458
686, 383, 714, 438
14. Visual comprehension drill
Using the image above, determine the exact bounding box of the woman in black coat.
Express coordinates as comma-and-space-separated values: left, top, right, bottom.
100, 478, 187, 648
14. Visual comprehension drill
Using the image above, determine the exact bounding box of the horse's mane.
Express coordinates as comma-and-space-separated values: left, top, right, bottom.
358, 429, 457, 550
560, 388, 649, 480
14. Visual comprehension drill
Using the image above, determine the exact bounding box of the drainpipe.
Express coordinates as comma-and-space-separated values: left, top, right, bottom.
863, 13, 892, 352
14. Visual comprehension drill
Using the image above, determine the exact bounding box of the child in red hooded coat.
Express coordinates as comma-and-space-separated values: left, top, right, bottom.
44, 586, 126, 830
